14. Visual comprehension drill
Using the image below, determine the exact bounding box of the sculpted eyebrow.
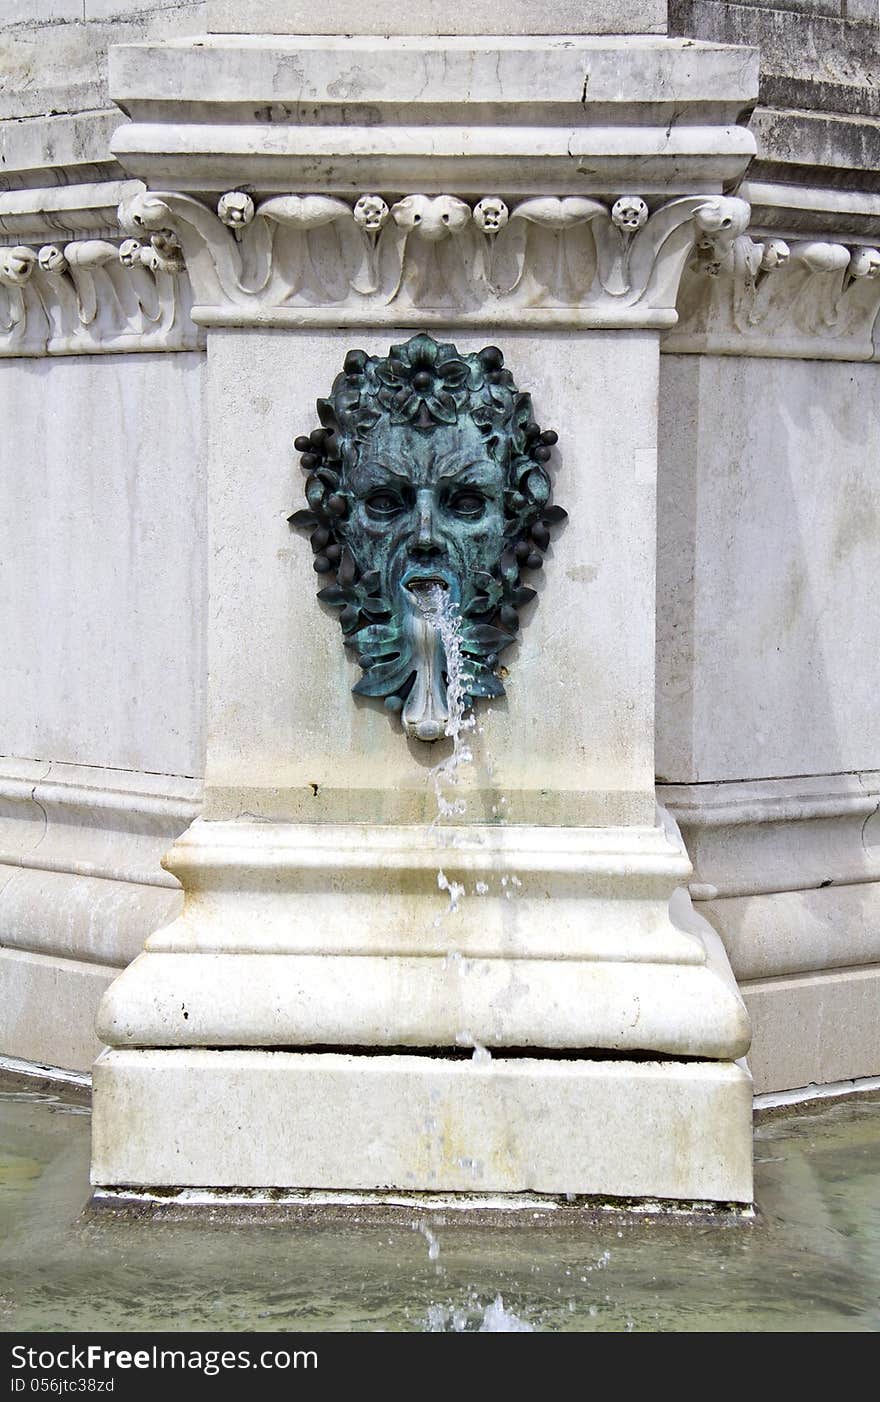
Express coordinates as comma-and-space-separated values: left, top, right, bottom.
437, 458, 496, 481
355, 461, 410, 486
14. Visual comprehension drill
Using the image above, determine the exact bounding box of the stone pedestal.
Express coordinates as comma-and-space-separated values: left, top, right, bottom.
91, 22, 759, 1204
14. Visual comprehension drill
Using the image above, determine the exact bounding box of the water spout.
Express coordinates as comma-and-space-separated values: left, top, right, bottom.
407, 584, 477, 820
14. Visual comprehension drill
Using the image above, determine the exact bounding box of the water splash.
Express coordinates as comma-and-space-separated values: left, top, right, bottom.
424, 1294, 534, 1332
435, 869, 466, 927
412, 1221, 441, 1263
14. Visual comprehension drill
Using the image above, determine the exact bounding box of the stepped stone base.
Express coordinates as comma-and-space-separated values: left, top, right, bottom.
91, 1049, 754, 1204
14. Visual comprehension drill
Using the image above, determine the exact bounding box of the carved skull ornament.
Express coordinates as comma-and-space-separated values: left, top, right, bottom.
0, 246, 37, 285
217, 191, 255, 228
849, 246, 880, 280
473, 198, 510, 234
118, 238, 144, 269
144, 231, 184, 275
353, 195, 390, 233
611, 196, 649, 233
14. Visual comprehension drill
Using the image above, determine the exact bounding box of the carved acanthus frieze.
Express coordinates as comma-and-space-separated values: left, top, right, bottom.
6, 183, 876, 358
665, 234, 880, 361
0, 233, 201, 358
117, 189, 752, 331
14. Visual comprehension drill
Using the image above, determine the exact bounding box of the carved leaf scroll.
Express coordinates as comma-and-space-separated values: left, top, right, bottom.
113, 188, 754, 329
667, 230, 880, 360
0, 232, 200, 358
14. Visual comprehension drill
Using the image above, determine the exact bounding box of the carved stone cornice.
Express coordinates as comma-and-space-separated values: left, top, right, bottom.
108, 34, 758, 197
0, 181, 142, 246
0, 231, 202, 358
117, 188, 752, 332
739, 181, 880, 246
664, 232, 880, 361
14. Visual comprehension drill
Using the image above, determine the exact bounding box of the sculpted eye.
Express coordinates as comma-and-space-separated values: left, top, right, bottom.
365, 490, 405, 518
448, 491, 486, 518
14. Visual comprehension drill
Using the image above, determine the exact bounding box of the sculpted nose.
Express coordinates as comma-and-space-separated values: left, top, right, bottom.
411, 490, 441, 556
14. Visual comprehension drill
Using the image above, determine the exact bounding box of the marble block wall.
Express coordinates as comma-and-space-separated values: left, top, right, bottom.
0, 352, 205, 1070
657, 354, 880, 1092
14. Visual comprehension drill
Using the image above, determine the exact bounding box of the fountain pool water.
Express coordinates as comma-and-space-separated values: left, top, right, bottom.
2, 1078, 879, 1332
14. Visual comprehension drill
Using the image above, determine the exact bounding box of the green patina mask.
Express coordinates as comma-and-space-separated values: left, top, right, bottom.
290, 334, 565, 741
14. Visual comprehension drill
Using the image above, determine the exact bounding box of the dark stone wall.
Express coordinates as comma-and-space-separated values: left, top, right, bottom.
670, 0, 880, 192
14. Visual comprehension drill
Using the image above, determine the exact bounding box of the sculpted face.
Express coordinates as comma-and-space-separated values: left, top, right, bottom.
346, 419, 506, 614
290, 335, 564, 742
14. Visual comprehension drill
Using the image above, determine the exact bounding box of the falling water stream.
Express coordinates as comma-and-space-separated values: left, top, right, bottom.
397, 584, 543, 1325
413, 585, 494, 1069
413, 583, 477, 824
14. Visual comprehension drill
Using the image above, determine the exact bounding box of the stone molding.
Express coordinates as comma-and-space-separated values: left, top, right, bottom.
0, 760, 200, 967
664, 231, 880, 360
117, 187, 752, 331
0, 231, 203, 357
743, 967, 880, 1096
0, 181, 140, 246
740, 180, 880, 246
662, 773, 880, 900
661, 774, 880, 984
93, 811, 751, 1064
107, 34, 758, 196
0, 946, 117, 1074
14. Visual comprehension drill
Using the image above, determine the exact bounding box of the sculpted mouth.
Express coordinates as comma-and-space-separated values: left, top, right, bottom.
403, 572, 450, 597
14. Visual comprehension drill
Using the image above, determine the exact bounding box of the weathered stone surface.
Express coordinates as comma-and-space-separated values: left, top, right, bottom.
656, 354, 880, 783
670, 0, 880, 200
0, 2, 207, 188
91, 1049, 754, 1202
108, 35, 758, 195
97, 940, 751, 1059
205, 0, 669, 36
663, 773, 880, 903
0, 946, 116, 1073
705, 885, 880, 981
94, 831, 750, 1060
0, 179, 138, 241
726, 2, 876, 17
736, 178, 880, 242
749, 108, 880, 189
743, 966, 880, 1093
0, 5, 206, 122
671, 0, 880, 115
0, 113, 121, 191
0, 760, 198, 967
663, 772, 880, 983
0, 352, 206, 775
